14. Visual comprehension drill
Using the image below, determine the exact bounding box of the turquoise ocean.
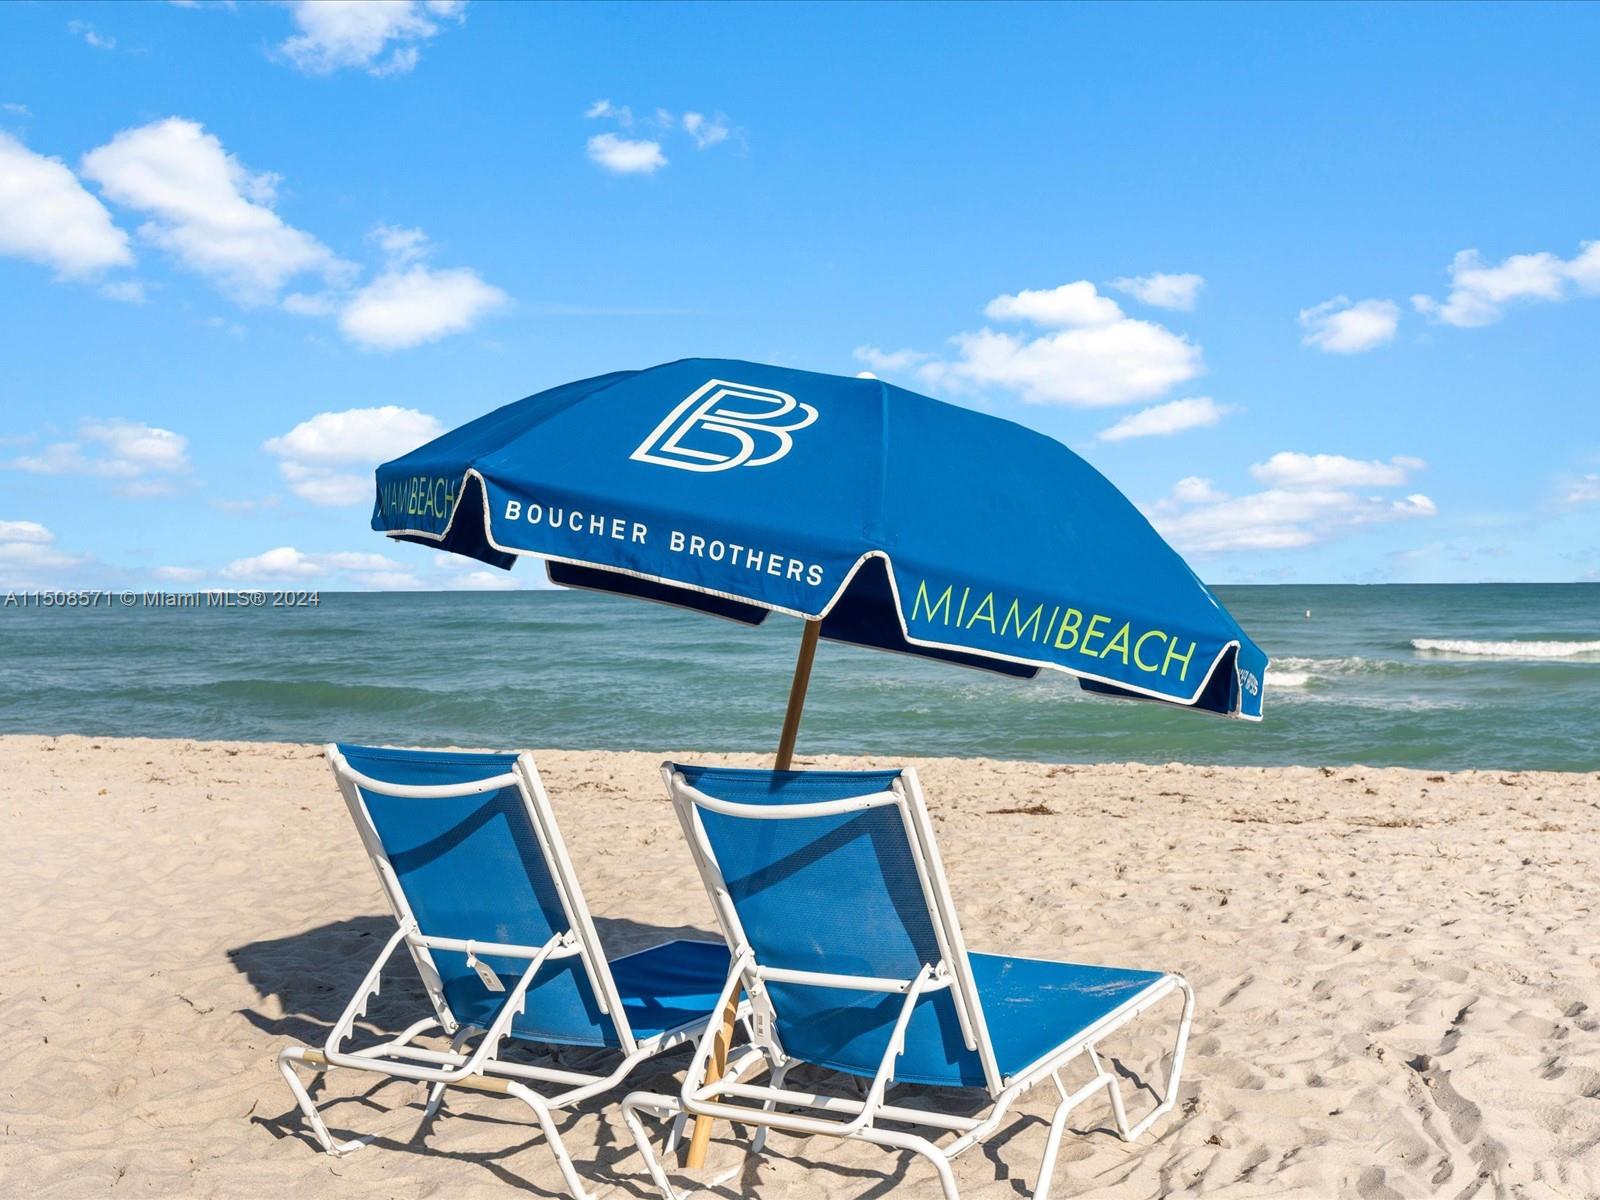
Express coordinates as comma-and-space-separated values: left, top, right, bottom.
2, 584, 1595, 772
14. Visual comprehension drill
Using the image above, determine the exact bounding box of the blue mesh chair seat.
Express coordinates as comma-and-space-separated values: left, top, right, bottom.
276, 745, 743, 1200
620, 764, 1197, 1200
770, 952, 1166, 1089
441, 937, 734, 1047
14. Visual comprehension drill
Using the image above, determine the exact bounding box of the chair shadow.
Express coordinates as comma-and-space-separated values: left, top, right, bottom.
229, 915, 1169, 1197
229, 913, 724, 1195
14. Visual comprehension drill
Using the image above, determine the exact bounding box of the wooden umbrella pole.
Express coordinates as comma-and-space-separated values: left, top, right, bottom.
684, 617, 820, 1168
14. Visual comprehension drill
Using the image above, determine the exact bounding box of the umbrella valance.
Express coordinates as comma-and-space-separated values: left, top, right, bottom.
373, 358, 1267, 719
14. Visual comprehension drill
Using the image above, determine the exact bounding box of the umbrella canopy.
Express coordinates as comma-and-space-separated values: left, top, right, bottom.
373, 357, 1268, 720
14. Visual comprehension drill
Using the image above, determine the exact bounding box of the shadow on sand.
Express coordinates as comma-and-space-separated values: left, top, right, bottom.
226, 914, 1126, 1197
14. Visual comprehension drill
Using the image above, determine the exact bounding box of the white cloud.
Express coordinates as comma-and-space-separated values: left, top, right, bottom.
1412, 241, 1600, 327
0, 519, 53, 544
68, 20, 116, 50
339, 263, 506, 349
852, 345, 931, 374
586, 132, 667, 175
1564, 474, 1600, 506
1150, 453, 1434, 556
445, 567, 517, 590
371, 223, 429, 263
279, 0, 467, 76
920, 280, 1203, 407
584, 100, 734, 171
221, 545, 421, 589
1098, 396, 1229, 442
81, 117, 341, 304
264, 405, 444, 506
2, 103, 32, 117
1171, 476, 1228, 506
220, 546, 322, 581
682, 111, 730, 149
1299, 296, 1400, 354
984, 281, 1122, 327
1390, 494, 1438, 518
5, 419, 190, 495
585, 99, 632, 125
0, 520, 88, 585
1250, 451, 1422, 490
1108, 272, 1204, 311
0, 132, 133, 279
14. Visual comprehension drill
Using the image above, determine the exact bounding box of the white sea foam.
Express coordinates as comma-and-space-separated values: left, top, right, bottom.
1273, 655, 1402, 677
1267, 670, 1311, 688
1411, 638, 1600, 659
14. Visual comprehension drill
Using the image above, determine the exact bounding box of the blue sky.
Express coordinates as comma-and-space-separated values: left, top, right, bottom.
2, 0, 1597, 591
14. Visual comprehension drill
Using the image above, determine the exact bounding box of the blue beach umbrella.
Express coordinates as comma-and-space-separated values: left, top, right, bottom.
369, 357, 1268, 1162
372, 357, 1269, 745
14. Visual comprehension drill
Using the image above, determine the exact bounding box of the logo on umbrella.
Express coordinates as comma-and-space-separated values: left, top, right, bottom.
631, 379, 818, 472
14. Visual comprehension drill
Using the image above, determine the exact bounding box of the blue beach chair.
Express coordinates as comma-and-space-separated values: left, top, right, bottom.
622, 764, 1196, 1200
277, 744, 741, 1199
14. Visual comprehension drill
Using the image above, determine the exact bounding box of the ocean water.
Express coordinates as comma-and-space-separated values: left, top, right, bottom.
1, 584, 1595, 772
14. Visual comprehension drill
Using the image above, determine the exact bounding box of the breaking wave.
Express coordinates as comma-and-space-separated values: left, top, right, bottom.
1411, 638, 1600, 660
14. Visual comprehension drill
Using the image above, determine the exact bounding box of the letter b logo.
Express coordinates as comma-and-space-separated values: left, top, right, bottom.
630, 379, 817, 473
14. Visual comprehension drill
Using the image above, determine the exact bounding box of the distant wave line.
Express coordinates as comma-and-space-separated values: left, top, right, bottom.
1411, 638, 1600, 659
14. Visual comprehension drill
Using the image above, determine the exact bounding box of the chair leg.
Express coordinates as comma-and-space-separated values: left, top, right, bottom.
414, 1027, 474, 1140
509, 1082, 592, 1200
663, 1111, 688, 1157
748, 1055, 790, 1155
1115, 977, 1197, 1143
621, 1091, 685, 1200
277, 1047, 374, 1157
1033, 978, 1199, 1198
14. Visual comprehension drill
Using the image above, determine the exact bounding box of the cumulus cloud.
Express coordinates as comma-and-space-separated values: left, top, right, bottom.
586, 132, 667, 175
1250, 452, 1423, 489
5, 419, 190, 496
0, 520, 89, 586
1149, 453, 1434, 556
919, 280, 1203, 407
81, 117, 342, 304
0, 132, 133, 279
1299, 296, 1400, 354
984, 281, 1123, 327
1412, 240, 1600, 327
852, 345, 932, 374
339, 262, 506, 350
1098, 396, 1229, 442
279, 0, 467, 76
1108, 272, 1204, 311
264, 406, 444, 505
221, 545, 422, 589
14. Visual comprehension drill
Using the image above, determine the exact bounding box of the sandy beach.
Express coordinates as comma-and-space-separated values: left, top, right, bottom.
2, 734, 1597, 1198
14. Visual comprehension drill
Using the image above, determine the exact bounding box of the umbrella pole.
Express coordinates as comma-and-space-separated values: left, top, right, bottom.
684, 617, 820, 1168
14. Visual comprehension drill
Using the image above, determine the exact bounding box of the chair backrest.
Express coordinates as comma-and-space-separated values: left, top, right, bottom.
328, 744, 634, 1052
665, 763, 1001, 1093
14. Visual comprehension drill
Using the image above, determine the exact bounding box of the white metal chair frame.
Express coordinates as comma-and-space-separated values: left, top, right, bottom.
278, 745, 745, 1200
621, 765, 1197, 1200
